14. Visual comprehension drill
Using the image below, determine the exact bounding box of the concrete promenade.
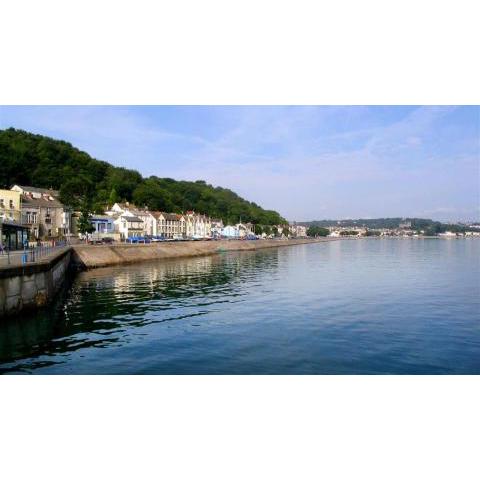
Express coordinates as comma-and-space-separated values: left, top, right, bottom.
71, 237, 336, 270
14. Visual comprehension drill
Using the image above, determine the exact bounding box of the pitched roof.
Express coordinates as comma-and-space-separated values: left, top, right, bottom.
122, 215, 143, 223
163, 213, 179, 221
21, 195, 64, 208
15, 185, 60, 197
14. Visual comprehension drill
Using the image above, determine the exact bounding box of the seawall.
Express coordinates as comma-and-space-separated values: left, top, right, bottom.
0, 238, 333, 318
0, 247, 72, 317
71, 238, 331, 270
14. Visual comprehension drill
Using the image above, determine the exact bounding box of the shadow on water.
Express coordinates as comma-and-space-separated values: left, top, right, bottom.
0, 249, 279, 373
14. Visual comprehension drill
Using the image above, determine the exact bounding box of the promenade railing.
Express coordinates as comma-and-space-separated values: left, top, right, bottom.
0, 240, 69, 268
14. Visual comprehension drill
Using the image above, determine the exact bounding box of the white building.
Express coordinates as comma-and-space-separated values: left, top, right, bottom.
222, 225, 239, 238
236, 223, 254, 238
289, 224, 307, 237
106, 202, 156, 236
114, 215, 144, 240
211, 219, 224, 238
185, 211, 212, 239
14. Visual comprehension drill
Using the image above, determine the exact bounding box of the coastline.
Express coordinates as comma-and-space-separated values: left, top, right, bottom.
71, 237, 340, 270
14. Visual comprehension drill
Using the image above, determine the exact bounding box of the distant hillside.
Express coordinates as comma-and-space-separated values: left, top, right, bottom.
0, 128, 286, 225
304, 218, 474, 234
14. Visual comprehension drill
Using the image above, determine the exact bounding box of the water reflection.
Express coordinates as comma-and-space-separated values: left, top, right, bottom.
0, 250, 279, 373
0, 240, 478, 374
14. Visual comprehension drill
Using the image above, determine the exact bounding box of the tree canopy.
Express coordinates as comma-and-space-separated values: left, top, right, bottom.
0, 128, 286, 225
307, 226, 329, 237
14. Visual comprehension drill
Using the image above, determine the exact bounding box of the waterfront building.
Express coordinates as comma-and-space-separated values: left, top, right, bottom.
106, 202, 161, 237
235, 223, 254, 237
106, 202, 131, 216
155, 212, 185, 239
114, 215, 144, 240
0, 218, 29, 250
11, 185, 69, 239
295, 225, 307, 237
222, 225, 240, 238
90, 216, 116, 235
134, 210, 157, 237
0, 189, 22, 223
211, 218, 224, 238
185, 211, 212, 238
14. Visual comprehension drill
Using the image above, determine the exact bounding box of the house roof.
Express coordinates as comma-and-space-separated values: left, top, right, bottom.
123, 215, 143, 223
163, 213, 180, 221
14, 185, 60, 197
21, 195, 64, 208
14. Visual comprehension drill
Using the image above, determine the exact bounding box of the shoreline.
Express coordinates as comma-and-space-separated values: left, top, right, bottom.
71, 237, 340, 270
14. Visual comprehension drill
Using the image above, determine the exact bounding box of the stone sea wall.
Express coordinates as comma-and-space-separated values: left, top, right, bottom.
0, 248, 71, 318
71, 238, 329, 270
0, 238, 332, 318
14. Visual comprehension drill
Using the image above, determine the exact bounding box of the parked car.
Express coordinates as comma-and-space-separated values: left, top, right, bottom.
101, 237, 115, 244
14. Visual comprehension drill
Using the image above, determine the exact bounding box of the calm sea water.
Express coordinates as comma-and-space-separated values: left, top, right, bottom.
0, 239, 479, 374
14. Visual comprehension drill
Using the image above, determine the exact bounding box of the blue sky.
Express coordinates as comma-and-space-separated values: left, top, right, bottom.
0, 105, 478, 221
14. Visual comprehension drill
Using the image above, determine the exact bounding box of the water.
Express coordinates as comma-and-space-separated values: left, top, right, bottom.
0, 239, 479, 374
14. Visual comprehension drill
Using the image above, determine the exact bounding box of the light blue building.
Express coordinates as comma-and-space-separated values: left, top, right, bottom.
222, 225, 239, 238
90, 216, 115, 234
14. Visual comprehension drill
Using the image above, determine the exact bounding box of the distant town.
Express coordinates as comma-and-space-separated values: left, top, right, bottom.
0, 185, 478, 251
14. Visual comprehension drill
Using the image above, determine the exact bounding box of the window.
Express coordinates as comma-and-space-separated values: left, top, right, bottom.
25, 211, 38, 224
9, 200, 14, 209
0, 199, 4, 208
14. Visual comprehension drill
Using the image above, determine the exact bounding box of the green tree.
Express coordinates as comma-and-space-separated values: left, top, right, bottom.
0, 128, 288, 225
307, 226, 329, 237
77, 210, 95, 236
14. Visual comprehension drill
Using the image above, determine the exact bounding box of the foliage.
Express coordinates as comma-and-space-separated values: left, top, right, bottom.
364, 230, 381, 236
307, 226, 329, 237
0, 128, 286, 225
77, 210, 95, 235
339, 230, 359, 236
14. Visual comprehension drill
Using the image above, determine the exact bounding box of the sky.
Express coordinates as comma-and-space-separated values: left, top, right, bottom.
0, 105, 479, 222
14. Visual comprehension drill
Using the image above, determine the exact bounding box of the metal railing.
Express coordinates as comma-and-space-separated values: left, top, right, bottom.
0, 240, 69, 267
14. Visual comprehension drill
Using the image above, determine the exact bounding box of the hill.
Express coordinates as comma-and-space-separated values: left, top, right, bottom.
303, 218, 474, 234
0, 128, 286, 225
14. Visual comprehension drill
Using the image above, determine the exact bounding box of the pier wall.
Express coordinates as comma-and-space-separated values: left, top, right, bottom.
0, 248, 71, 317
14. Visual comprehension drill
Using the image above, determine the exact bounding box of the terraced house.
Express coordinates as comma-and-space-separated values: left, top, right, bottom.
155, 212, 185, 239
185, 211, 212, 239
11, 185, 71, 240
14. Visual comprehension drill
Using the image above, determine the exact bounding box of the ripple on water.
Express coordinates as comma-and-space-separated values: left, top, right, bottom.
0, 240, 479, 374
